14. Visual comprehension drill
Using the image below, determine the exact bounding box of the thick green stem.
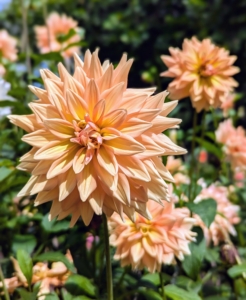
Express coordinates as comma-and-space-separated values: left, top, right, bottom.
188, 110, 198, 201
159, 272, 166, 300
103, 214, 114, 300
0, 264, 10, 300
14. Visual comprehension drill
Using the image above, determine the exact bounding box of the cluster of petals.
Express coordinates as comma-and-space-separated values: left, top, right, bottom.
108, 199, 196, 273
35, 12, 81, 58
0, 29, 18, 75
166, 156, 189, 185
194, 184, 240, 246
160, 37, 239, 112
216, 119, 246, 170
9, 49, 186, 226
2, 252, 72, 298
220, 93, 236, 117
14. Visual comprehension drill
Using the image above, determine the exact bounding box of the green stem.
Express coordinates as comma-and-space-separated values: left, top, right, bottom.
188, 110, 198, 201
115, 267, 127, 291
159, 272, 166, 300
103, 214, 113, 300
0, 264, 10, 300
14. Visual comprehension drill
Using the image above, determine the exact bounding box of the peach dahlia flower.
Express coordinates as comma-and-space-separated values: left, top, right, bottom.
35, 12, 81, 58
216, 119, 246, 170
194, 184, 240, 246
108, 200, 196, 272
0, 29, 17, 62
160, 37, 239, 112
9, 49, 186, 226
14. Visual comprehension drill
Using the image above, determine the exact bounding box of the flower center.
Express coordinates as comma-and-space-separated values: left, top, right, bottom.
199, 62, 215, 77
70, 115, 102, 149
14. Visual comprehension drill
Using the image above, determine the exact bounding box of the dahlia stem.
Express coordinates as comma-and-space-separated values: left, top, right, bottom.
188, 110, 198, 201
0, 264, 10, 300
103, 214, 114, 300
159, 271, 166, 300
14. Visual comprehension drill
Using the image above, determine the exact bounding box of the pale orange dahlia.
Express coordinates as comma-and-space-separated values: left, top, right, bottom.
216, 119, 246, 170
108, 200, 196, 272
35, 12, 81, 58
0, 29, 17, 62
194, 184, 240, 246
160, 37, 239, 112
9, 50, 186, 226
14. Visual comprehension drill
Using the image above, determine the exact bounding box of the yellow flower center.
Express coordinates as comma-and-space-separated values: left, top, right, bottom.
199, 62, 215, 77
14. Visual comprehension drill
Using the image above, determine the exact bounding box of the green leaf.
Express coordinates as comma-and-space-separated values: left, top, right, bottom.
227, 263, 246, 278
65, 274, 96, 297
195, 137, 222, 159
164, 284, 202, 300
41, 214, 70, 233
57, 28, 77, 43
141, 273, 160, 285
43, 293, 60, 300
17, 249, 33, 288
138, 288, 162, 300
34, 252, 76, 273
17, 288, 36, 300
12, 234, 37, 255
0, 166, 14, 182
187, 198, 217, 227
182, 239, 206, 280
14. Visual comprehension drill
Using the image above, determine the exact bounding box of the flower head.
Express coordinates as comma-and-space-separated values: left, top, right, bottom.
35, 12, 81, 58
220, 93, 236, 117
9, 49, 186, 226
108, 200, 196, 272
216, 119, 246, 170
194, 184, 240, 246
0, 29, 17, 62
161, 37, 239, 112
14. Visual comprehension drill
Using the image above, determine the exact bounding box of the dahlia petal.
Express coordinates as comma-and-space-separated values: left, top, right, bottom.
29, 103, 61, 121
136, 135, 164, 158
90, 51, 103, 80
47, 147, 78, 179
89, 188, 104, 215
160, 100, 178, 117
44, 118, 74, 139
151, 157, 175, 183
69, 210, 81, 227
151, 116, 181, 134
101, 109, 127, 129
32, 160, 53, 175
117, 156, 150, 182
31, 175, 58, 194
92, 99, 105, 124
97, 64, 113, 92
113, 173, 131, 206
118, 118, 152, 137
104, 134, 145, 155
17, 175, 38, 197
35, 141, 73, 160
93, 157, 118, 191
34, 188, 59, 206
8, 114, 39, 133
101, 127, 121, 140
17, 161, 36, 172
142, 237, 156, 257
97, 146, 118, 176
85, 79, 99, 114
66, 90, 88, 120
131, 242, 144, 263
49, 200, 62, 221
22, 130, 54, 147
73, 53, 84, 69
120, 94, 147, 113
101, 82, 125, 114
73, 67, 88, 92
79, 201, 95, 226
28, 85, 49, 104
58, 168, 77, 201
129, 182, 148, 203
144, 91, 168, 109
83, 49, 92, 74
113, 58, 133, 90
73, 147, 87, 174
77, 162, 97, 202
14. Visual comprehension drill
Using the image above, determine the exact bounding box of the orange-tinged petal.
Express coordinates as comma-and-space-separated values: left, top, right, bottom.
35, 140, 73, 160
8, 114, 40, 132
77, 162, 97, 202
44, 118, 74, 139
73, 147, 87, 174
58, 168, 77, 201
97, 146, 118, 176
85, 79, 99, 114
22, 130, 54, 147
101, 109, 127, 128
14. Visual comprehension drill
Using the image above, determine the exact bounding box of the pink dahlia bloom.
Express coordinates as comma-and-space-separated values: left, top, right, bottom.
216, 119, 246, 170
35, 12, 81, 58
9, 49, 186, 226
108, 200, 196, 272
194, 184, 240, 246
0, 30, 17, 62
220, 93, 235, 117
160, 37, 239, 112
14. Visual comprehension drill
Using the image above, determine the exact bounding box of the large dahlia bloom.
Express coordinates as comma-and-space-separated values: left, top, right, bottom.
35, 12, 81, 58
160, 37, 239, 112
216, 119, 246, 170
108, 200, 196, 272
194, 184, 240, 246
9, 50, 186, 226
